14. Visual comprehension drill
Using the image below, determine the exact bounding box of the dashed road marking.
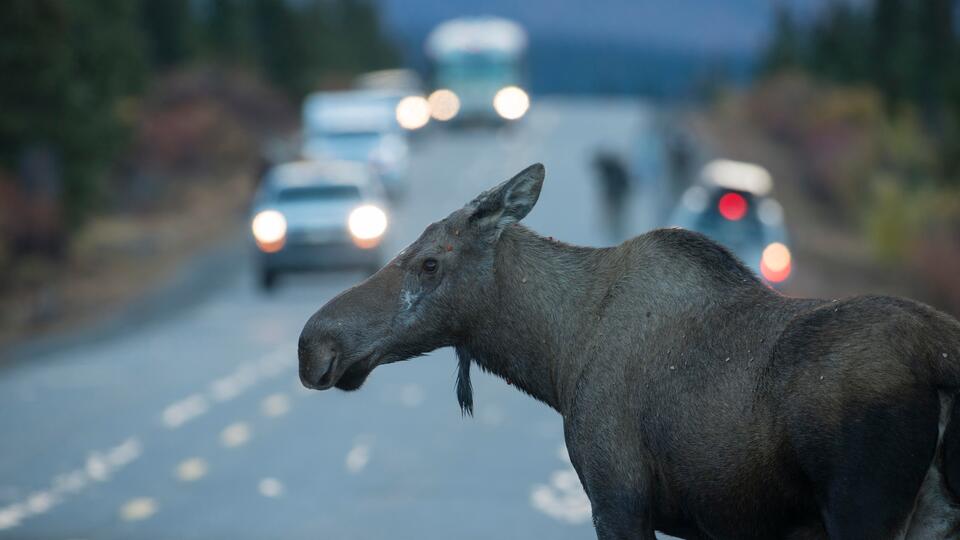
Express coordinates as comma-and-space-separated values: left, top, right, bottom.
175, 458, 208, 482
399, 384, 424, 408
119, 497, 157, 521
161, 346, 295, 429
478, 403, 504, 427
530, 444, 592, 525
345, 441, 371, 474
220, 422, 252, 448
162, 394, 209, 429
0, 506, 22, 530
258, 477, 284, 498
261, 393, 291, 417
0, 437, 141, 531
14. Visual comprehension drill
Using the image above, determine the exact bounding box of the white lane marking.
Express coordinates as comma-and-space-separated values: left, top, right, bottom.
530, 443, 592, 525
161, 394, 209, 429
220, 422, 251, 448
478, 403, 504, 427
209, 364, 259, 403
25, 492, 55, 514
261, 393, 291, 418
119, 497, 157, 521
161, 346, 295, 429
345, 441, 372, 474
258, 477, 284, 498
0, 506, 23, 530
399, 384, 424, 408
175, 458, 208, 482
0, 437, 141, 531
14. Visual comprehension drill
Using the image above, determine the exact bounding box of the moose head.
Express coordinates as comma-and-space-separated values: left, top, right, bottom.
298, 163, 545, 411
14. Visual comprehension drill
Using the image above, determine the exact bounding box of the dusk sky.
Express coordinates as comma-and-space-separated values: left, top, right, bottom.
376, 0, 832, 56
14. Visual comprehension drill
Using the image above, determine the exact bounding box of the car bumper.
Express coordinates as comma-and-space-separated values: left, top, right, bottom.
257, 240, 382, 272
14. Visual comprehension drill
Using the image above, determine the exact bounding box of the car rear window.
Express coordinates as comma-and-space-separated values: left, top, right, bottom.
276, 185, 361, 203
694, 191, 765, 252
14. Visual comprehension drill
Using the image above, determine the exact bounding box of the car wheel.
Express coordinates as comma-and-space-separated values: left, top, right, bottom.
259, 269, 278, 291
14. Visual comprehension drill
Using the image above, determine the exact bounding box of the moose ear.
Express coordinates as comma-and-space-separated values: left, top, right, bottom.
468, 163, 545, 232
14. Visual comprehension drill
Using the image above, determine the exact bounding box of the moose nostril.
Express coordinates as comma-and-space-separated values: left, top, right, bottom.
318, 346, 337, 372
298, 336, 341, 389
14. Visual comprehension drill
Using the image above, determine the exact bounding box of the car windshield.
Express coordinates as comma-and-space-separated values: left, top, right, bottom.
437, 52, 517, 87
308, 132, 382, 161
275, 185, 361, 203
693, 191, 765, 255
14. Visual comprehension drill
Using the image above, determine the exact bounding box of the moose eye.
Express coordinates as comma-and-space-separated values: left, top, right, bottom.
422, 258, 438, 273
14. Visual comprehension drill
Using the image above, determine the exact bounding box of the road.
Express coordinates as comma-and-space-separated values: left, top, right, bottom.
0, 98, 672, 539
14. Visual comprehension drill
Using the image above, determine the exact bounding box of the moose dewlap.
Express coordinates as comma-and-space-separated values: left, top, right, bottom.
298, 163, 960, 540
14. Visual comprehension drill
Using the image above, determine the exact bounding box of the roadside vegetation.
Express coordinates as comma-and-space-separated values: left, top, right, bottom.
739, 0, 960, 313
0, 0, 397, 344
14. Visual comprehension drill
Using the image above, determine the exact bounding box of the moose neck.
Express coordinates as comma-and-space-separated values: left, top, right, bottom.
462, 225, 603, 414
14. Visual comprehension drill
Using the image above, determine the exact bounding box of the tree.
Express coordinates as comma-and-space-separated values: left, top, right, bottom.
0, 0, 146, 226
251, 0, 313, 97
204, 0, 255, 66
871, 0, 912, 112
761, 6, 803, 73
334, 0, 397, 72
916, 0, 955, 130
808, 2, 870, 84
140, 0, 196, 69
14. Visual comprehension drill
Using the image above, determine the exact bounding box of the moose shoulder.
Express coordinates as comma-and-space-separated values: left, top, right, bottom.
299, 163, 960, 540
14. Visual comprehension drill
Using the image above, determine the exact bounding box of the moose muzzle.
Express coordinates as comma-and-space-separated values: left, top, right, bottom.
298, 331, 341, 390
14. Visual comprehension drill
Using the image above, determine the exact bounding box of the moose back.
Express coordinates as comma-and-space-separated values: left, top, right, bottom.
299, 164, 960, 539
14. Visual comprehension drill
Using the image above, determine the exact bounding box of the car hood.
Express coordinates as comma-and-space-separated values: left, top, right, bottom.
267, 200, 358, 230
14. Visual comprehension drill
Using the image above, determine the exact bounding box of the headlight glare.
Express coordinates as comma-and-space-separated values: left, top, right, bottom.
348, 205, 388, 244
252, 210, 287, 252
395, 96, 430, 130
493, 86, 530, 120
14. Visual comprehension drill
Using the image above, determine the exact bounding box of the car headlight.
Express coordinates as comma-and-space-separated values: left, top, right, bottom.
493, 86, 530, 120
252, 210, 286, 252
348, 205, 387, 248
395, 96, 430, 130
428, 89, 460, 121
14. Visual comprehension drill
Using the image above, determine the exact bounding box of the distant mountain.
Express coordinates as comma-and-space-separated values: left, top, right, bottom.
373, 0, 831, 97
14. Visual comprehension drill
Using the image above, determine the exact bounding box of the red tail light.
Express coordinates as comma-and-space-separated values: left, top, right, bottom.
760, 242, 792, 283
718, 192, 748, 221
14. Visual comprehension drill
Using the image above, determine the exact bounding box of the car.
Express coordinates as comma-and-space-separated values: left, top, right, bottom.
352, 68, 425, 94
250, 160, 389, 290
301, 90, 420, 199
425, 17, 530, 124
667, 159, 792, 287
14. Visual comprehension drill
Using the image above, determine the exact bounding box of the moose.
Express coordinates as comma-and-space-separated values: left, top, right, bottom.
299, 163, 960, 539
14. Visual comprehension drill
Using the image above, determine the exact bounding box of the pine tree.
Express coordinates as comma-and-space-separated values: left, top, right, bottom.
205, 0, 255, 66
761, 6, 802, 73
140, 0, 196, 69
0, 0, 146, 226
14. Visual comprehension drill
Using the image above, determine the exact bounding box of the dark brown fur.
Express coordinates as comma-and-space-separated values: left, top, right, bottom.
299, 164, 960, 539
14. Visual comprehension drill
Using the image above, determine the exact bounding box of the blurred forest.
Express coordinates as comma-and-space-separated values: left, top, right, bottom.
0, 0, 397, 337
752, 0, 960, 311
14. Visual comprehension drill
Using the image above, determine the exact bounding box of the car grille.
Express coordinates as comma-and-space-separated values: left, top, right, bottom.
286, 228, 349, 245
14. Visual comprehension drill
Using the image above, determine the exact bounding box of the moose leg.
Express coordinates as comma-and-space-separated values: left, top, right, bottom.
592, 500, 657, 540
564, 424, 657, 540
793, 386, 939, 540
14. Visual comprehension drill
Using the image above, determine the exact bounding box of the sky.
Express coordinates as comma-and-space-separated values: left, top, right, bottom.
372, 0, 835, 95
376, 0, 832, 57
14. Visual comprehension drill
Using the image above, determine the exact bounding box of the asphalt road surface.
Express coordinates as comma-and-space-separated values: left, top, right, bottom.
0, 98, 678, 539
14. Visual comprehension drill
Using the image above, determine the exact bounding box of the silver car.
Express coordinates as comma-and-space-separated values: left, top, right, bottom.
250, 160, 389, 290
668, 159, 792, 287
301, 90, 413, 200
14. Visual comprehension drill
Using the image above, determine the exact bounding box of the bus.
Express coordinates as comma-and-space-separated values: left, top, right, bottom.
425, 17, 530, 123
